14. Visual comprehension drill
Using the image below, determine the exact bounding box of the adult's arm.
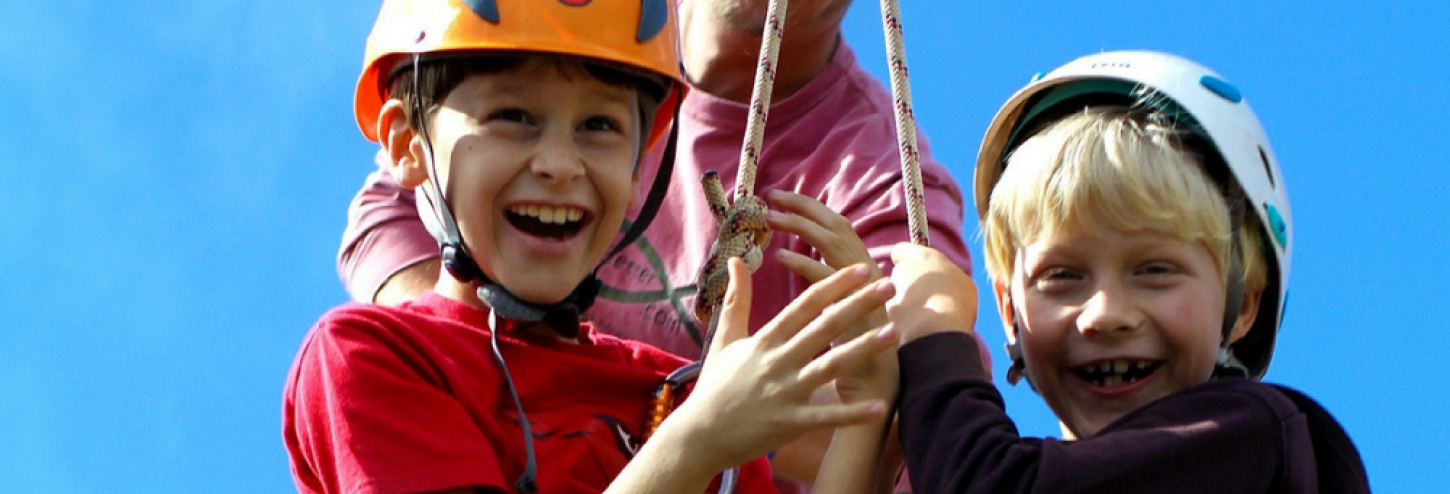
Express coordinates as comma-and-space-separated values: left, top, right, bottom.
336, 151, 439, 304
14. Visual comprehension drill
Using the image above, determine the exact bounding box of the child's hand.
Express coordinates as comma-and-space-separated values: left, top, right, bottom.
670, 257, 897, 472
886, 243, 979, 344
765, 190, 896, 407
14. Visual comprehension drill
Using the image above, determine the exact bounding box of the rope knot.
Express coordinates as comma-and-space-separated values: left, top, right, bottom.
692, 171, 772, 348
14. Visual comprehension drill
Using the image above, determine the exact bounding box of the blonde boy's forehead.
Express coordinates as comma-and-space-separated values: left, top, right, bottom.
985, 108, 1234, 280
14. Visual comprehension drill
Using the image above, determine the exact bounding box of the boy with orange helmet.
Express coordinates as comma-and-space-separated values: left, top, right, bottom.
336, 1, 976, 489
283, 1, 900, 493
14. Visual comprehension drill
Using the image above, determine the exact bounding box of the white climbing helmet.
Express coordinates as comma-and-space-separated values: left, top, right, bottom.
976, 50, 1292, 380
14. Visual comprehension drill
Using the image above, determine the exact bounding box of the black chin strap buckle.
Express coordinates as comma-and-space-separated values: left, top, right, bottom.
441, 243, 482, 282
477, 274, 602, 339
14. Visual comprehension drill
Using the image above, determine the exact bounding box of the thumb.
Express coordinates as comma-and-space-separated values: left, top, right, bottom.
709, 257, 753, 358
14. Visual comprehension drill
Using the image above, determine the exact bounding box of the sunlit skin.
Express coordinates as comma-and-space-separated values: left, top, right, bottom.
383, 63, 643, 309
996, 226, 1260, 439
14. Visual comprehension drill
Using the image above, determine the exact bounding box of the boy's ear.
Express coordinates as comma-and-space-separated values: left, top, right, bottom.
1228, 287, 1265, 343
378, 100, 429, 188
992, 277, 1016, 341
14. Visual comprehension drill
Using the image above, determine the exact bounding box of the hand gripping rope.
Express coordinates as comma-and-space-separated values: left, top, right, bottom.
644, 0, 932, 491
691, 0, 934, 349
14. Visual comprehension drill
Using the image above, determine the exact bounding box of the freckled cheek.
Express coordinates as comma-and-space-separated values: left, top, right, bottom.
1174, 301, 1199, 323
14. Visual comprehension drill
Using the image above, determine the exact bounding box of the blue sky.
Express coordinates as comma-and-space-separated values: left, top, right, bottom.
2, 1, 1445, 492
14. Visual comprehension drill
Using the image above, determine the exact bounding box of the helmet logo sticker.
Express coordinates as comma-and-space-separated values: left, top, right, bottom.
1199, 75, 1243, 103
461, 0, 663, 42
461, 0, 500, 23
1265, 203, 1288, 249
637, 0, 668, 42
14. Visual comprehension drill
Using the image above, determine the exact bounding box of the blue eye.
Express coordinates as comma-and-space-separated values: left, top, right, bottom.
1033, 268, 1082, 291
1137, 263, 1175, 276
1044, 269, 1078, 279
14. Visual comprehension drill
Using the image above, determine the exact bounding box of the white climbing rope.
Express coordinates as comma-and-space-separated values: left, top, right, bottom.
733, 0, 789, 200
876, 0, 930, 245
733, 0, 930, 245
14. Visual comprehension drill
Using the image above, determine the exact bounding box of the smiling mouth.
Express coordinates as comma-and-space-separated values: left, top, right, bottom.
1073, 359, 1162, 387
506, 205, 589, 240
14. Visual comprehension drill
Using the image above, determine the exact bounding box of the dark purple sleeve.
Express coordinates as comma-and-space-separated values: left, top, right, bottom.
897, 332, 1290, 494
336, 151, 439, 302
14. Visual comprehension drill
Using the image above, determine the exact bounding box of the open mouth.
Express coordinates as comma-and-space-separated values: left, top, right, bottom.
1073, 359, 1162, 387
505, 204, 589, 240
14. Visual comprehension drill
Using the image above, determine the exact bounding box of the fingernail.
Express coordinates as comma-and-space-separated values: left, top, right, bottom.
876, 324, 896, 341
875, 281, 896, 296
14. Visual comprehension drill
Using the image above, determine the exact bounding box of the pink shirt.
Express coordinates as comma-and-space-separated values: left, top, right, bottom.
338, 43, 975, 359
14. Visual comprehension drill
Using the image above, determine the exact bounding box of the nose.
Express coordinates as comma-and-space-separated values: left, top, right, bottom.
1075, 284, 1141, 338
530, 128, 585, 183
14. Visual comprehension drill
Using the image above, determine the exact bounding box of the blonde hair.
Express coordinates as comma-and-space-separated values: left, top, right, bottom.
982, 106, 1266, 294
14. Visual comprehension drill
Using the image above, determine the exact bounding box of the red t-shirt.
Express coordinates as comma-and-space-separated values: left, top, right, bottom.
284, 293, 779, 494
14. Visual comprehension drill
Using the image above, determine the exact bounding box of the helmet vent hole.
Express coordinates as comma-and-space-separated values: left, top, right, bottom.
1258, 146, 1276, 189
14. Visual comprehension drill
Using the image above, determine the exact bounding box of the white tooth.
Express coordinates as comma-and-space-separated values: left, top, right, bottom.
541, 207, 558, 224
567, 208, 582, 222
527, 205, 540, 217
1098, 362, 1112, 374
1114, 361, 1128, 374
1104, 375, 1121, 387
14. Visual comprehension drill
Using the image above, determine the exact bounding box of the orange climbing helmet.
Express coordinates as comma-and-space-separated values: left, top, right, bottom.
353, 0, 686, 144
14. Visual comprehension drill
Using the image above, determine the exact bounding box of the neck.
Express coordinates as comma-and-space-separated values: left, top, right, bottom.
435, 276, 485, 308
677, 0, 842, 103
1058, 421, 1079, 441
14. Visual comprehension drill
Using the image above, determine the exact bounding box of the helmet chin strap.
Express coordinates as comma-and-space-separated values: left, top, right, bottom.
1211, 265, 1250, 379
1004, 309, 1034, 390
1213, 190, 1251, 380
